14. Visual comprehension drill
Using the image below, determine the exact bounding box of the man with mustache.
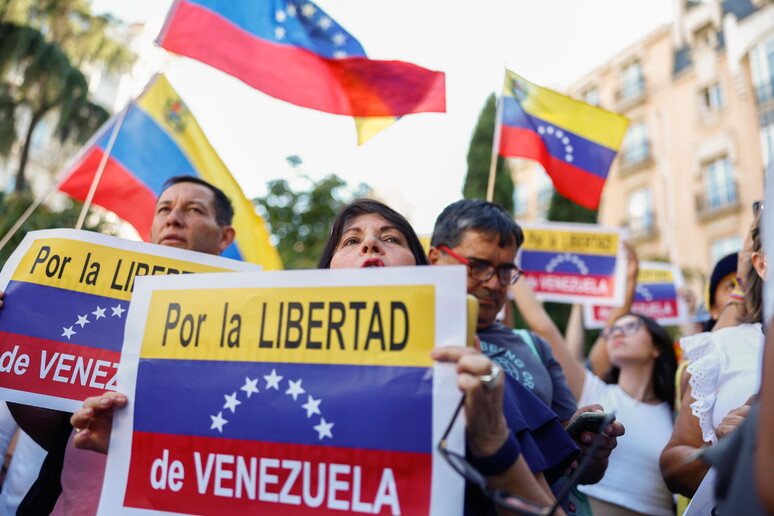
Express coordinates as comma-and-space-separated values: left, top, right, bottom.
5, 175, 236, 515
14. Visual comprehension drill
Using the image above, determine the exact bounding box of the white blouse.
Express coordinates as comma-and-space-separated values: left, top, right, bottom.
681, 323, 764, 444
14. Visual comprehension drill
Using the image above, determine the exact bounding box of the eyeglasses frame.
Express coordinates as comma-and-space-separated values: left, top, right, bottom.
438, 245, 522, 286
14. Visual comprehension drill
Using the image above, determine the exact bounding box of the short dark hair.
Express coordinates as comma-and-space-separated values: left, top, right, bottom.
605, 313, 678, 410
430, 199, 523, 249
318, 198, 428, 268
161, 175, 234, 226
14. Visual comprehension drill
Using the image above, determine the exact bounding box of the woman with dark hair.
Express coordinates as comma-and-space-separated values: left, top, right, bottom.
318, 198, 429, 268
542, 310, 678, 516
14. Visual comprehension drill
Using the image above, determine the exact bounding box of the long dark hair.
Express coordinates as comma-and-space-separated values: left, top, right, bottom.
605, 313, 678, 410
317, 199, 429, 268
742, 210, 764, 324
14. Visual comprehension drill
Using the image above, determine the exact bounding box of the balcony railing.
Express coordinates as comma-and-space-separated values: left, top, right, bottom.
617, 78, 646, 102
755, 79, 774, 105
695, 182, 740, 219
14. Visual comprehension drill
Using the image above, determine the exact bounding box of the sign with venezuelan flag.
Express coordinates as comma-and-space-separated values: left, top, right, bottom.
518, 222, 627, 305
99, 267, 465, 515
583, 262, 688, 329
498, 70, 628, 210
57, 74, 282, 269
0, 229, 260, 412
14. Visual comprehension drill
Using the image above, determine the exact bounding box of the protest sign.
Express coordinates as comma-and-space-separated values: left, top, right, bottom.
583, 261, 688, 329
0, 229, 260, 412
99, 266, 466, 516
518, 222, 627, 305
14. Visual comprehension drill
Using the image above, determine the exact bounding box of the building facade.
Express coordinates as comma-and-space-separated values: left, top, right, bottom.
512, 0, 773, 285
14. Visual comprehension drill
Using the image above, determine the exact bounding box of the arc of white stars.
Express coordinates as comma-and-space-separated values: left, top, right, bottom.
223, 392, 241, 413
285, 379, 305, 401
75, 314, 90, 328
210, 411, 228, 433
264, 369, 283, 390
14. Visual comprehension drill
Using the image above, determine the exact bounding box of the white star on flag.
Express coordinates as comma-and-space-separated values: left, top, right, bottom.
318, 16, 332, 30
223, 392, 241, 413
286, 3, 297, 16
264, 369, 283, 390
75, 314, 90, 328
274, 26, 286, 39
61, 326, 76, 339
313, 417, 334, 440
285, 379, 305, 401
331, 32, 346, 46
111, 304, 126, 318
210, 411, 228, 433
333, 50, 347, 59
275, 9, 286, 22
240, 377, 259, 398
301, 395, 321, 418
92, 306, 106, 319
301, 2, 316, 18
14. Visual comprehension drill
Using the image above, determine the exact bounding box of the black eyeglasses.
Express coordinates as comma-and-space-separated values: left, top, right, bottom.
601, 319, 643, 340
438, 395, 615, 515
753, 201, 764, 217
439, 245, 522, 286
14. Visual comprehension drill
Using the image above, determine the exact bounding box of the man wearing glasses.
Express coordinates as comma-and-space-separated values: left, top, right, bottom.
429, 199, 623, 514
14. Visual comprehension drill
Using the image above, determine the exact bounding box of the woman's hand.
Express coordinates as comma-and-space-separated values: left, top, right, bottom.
71, 392, 128, 454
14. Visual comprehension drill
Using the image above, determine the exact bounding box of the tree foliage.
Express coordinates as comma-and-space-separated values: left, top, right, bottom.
253, 158, 370, 270
0, 191, 108, 268
462, 94, 514, 213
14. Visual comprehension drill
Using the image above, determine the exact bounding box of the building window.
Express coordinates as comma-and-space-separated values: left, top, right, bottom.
703, 157, 737, 210
513, 185, 529, 218
710, 235, 742, 264
699, 83, 723, 114
627, 188, 654, 236
762, 119, 774, 169
582, 88, 600, 107
620, 61, 644, 100
621, 122, 649, 165
535, 169, 554, 220
751, 35, 774, 104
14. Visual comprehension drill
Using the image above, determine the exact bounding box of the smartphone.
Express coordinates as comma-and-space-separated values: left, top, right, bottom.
565, 412, 614, 439
466, 295, 479, 348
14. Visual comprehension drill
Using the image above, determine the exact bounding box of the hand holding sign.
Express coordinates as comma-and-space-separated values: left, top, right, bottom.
71, 392, 127, 454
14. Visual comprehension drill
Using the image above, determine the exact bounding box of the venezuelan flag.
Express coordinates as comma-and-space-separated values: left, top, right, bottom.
57, 75, 282, 269
499, 70, 629, 210
156, 0, 445, 143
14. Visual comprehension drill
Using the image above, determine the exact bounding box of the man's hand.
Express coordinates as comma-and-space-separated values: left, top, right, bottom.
567, 404, 625, 485
716, 395, 755, 440
71, 392, 128, 454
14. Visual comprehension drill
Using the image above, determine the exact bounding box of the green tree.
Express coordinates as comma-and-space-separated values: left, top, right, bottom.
253, 157, 370, 270
0, 0, 134, 192
462, 94, 514, 213
0, 190, 108, 267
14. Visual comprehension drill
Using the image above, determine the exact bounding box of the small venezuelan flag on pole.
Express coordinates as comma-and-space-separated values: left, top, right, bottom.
498, 70, 629, 210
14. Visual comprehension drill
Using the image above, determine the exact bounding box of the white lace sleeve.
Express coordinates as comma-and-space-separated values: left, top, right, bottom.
682, 331, 720, 444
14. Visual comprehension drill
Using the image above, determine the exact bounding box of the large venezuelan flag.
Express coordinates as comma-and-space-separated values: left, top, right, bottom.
105, 268, 466, 515
156, 0, 445, 142
57, 75, 282, 269
498, 70, 629, 210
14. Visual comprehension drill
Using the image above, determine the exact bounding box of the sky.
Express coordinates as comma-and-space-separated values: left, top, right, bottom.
91, 0, 673, 234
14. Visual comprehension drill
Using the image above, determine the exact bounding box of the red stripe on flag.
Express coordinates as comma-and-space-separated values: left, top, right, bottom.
499, 126, 606, 209
58, 147, 158, 240
124, 431, 430, 515
525, 271, 615, 298
0, 332, 120, 401
159, 1, 445, 117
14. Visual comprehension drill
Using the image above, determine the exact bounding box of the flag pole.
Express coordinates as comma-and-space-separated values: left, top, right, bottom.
486, 71, 505, 202
75, 103, 130, 229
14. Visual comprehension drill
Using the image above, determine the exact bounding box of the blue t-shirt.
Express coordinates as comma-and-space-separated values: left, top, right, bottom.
478, 323, 578, 422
